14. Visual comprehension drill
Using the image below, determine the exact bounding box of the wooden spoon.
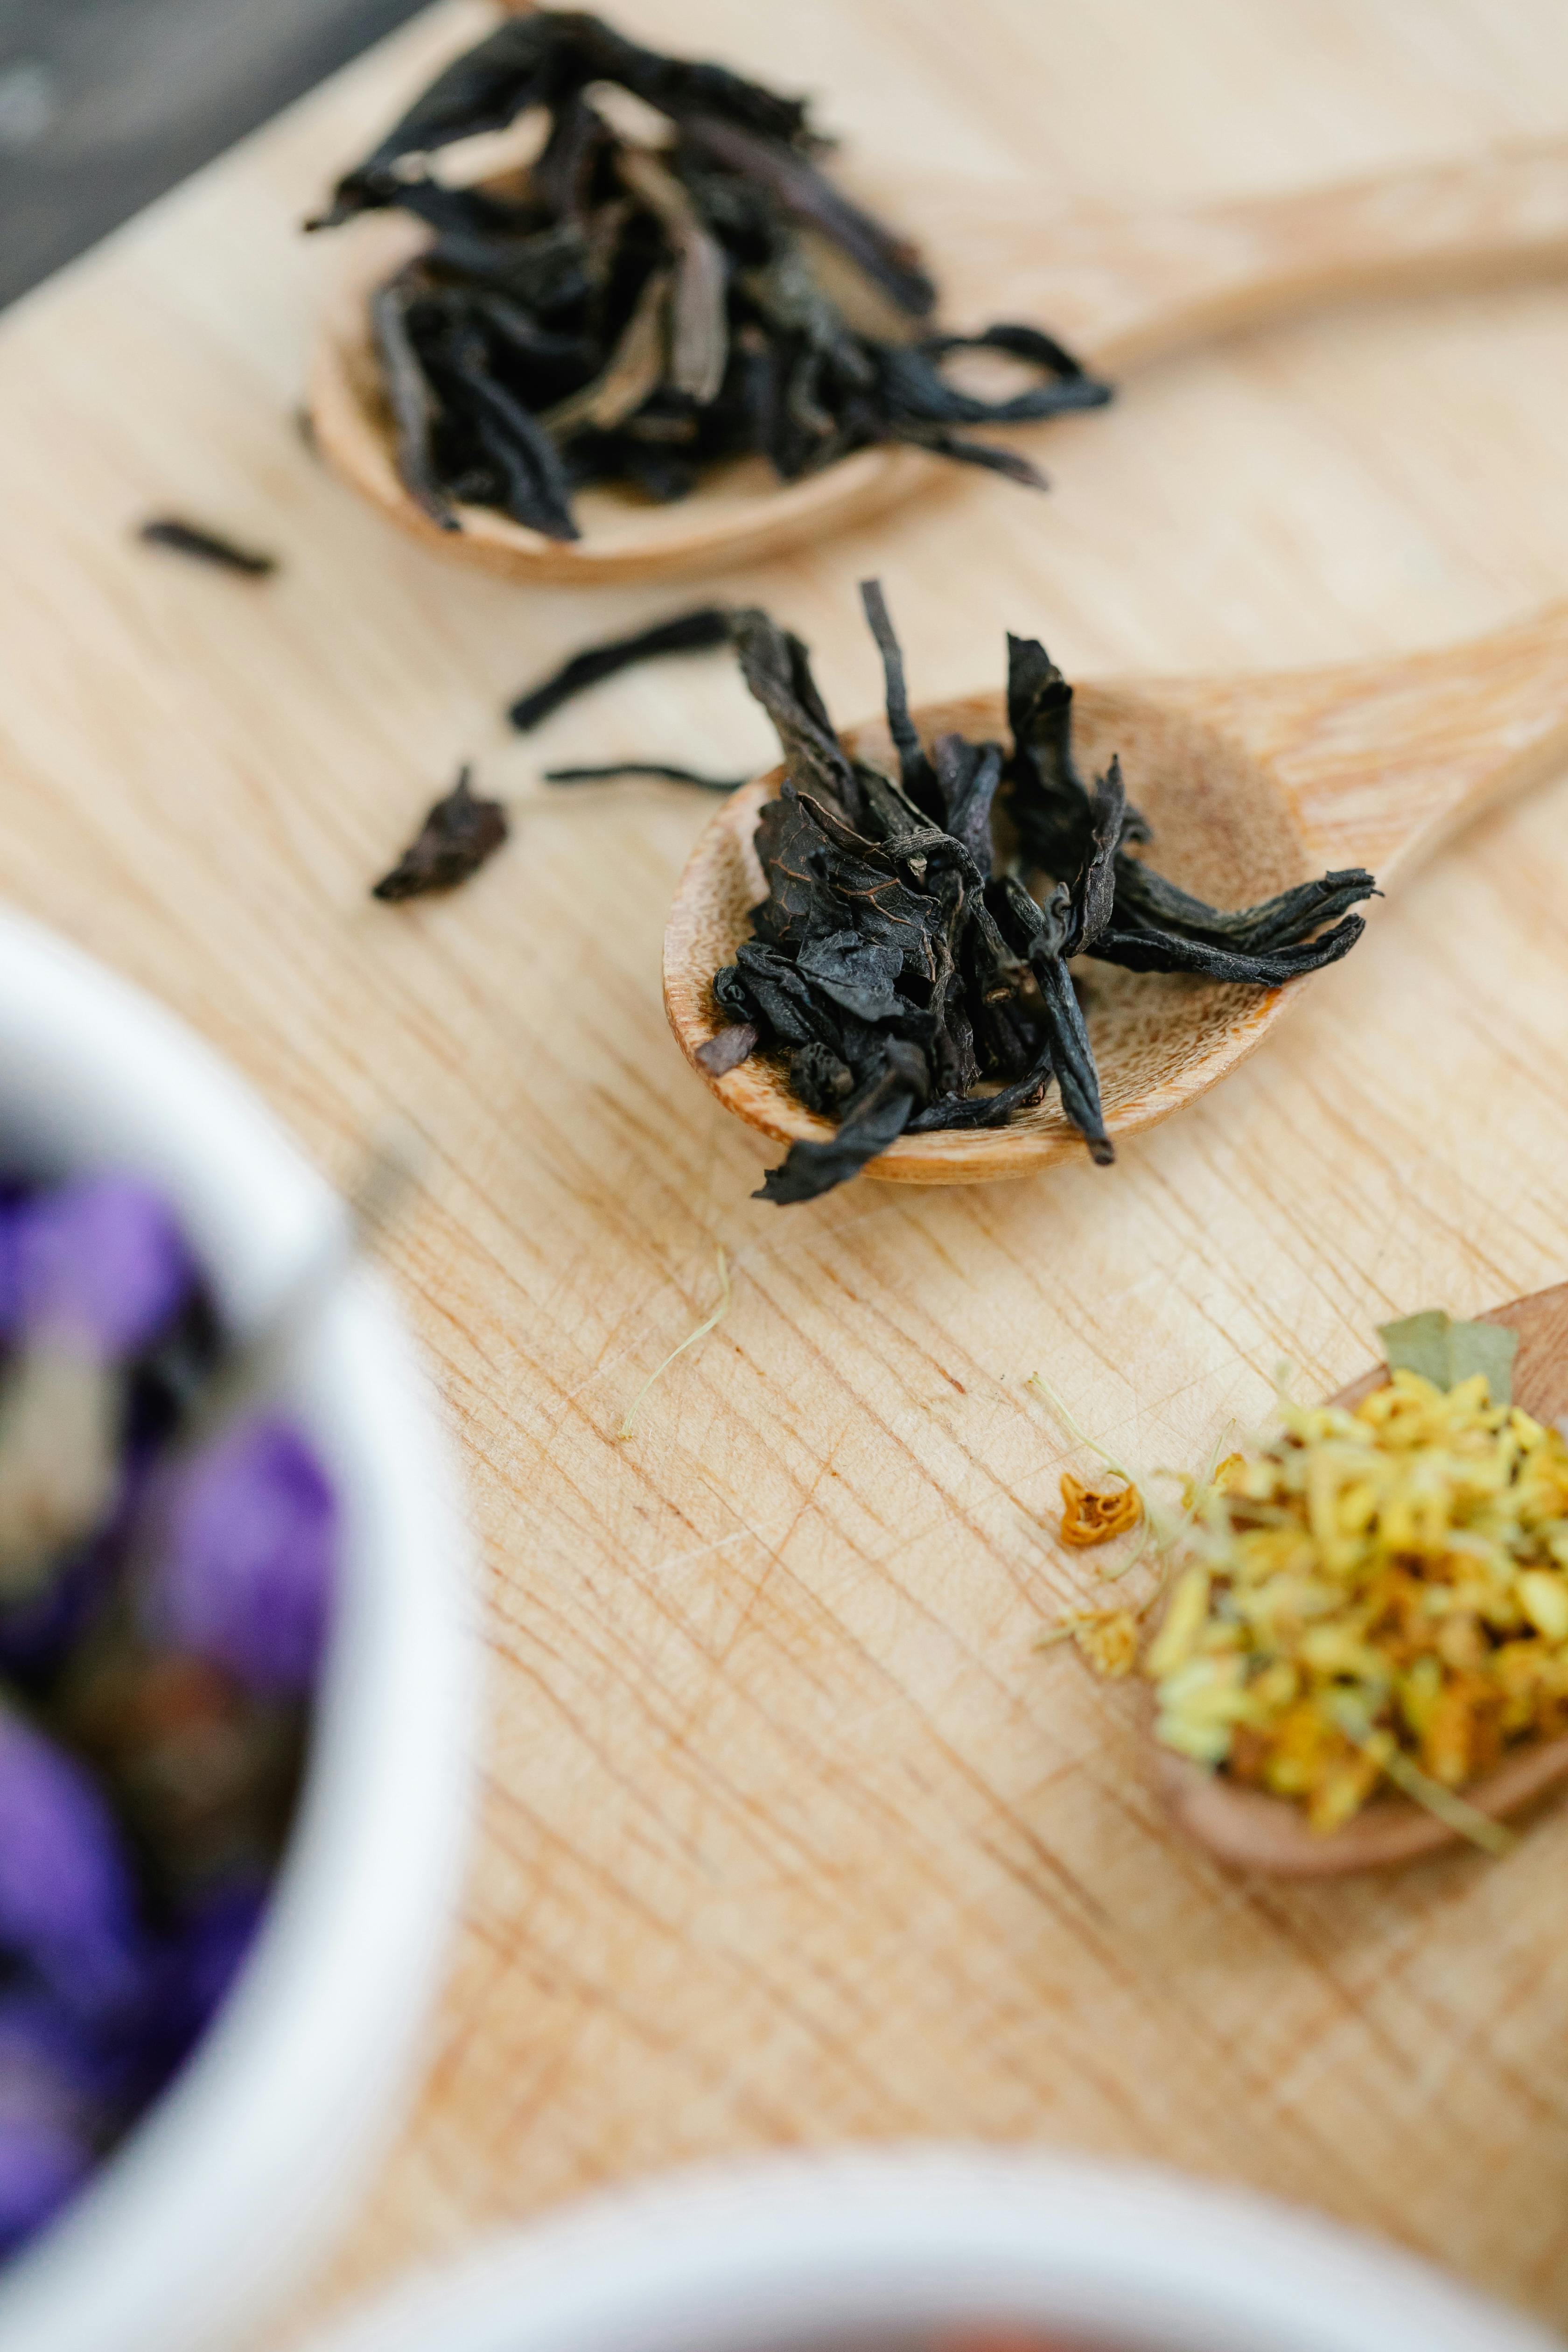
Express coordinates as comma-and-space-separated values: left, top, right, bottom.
309, 140, 1568, 586
1157, 1282, 1568, 1876
663, 595, 1568, 1184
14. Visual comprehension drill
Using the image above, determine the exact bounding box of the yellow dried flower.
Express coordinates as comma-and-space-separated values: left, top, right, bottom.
1072, 1609, 1139, 1677
1059, 1472, 1141, 1547
1147, 1364, 1568, 1839
1038, 1607, 1140, 1678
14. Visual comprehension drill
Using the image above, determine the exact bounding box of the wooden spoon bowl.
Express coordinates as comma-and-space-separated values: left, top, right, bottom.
308, 141, 1568, 585
664, 688, 1307, 1184
308, 211, 935, 587
1157, 1282, 1568, 1876
663, 597, 1568, 1183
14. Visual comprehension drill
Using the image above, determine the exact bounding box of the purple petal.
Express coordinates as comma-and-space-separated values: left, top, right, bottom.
0, 1990, 97, 2255
0, 1989, 95, 2106
0, 2114, 91, 2255
0, 1208, 21, 1346
179, 1879, 265, 2024
15, 1178, 195, 1359
0, 1543, 111, 1680
90, 1879, 268, 2111
153, 1417, 337, 1694
162, 1879, 267, 2055
0, 1708, 143, 2014
0, 1455, 148, 1681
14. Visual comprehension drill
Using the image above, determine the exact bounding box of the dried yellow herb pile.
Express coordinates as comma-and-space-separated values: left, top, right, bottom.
1150, 1365, 1568, 1833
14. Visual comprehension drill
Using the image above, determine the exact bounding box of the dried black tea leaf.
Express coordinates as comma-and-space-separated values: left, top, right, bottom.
310, 9, 1112, 535
545, 762, 742, 791
754, 1041, 931, 1205
696, 581, 1377, 1204
509, 607, 735, 730
371, 276, 458, 531
138, 518, 278, 577
695, 1022, 759, 1077
372, 766, 508, 901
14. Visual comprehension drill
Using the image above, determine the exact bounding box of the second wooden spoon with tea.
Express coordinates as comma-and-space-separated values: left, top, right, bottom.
663, 595, 1568, 1182
310, 139, 1568, 584
1156, 1281, 1568, 1876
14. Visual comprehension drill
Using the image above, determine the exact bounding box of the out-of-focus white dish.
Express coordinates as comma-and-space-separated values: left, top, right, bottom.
295, 2145, 1558, 2352
0, 912, 477, 2352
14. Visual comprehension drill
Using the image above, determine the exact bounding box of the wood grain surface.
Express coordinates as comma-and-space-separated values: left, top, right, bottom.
7, 0, 1568, 2340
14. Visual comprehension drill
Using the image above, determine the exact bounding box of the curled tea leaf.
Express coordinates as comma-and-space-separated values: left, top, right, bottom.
372, 767, 508, 902
545, 762, 742, 792
509, 607, 735, 731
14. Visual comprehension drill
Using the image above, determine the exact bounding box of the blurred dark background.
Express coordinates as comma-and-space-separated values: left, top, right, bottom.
0, 0, 430, 308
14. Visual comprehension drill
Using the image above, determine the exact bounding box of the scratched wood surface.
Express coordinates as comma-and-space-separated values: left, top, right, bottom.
7, 0, 1568, 2340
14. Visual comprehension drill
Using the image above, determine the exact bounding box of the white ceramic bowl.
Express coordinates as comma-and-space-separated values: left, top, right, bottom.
0, 913, 477, 2352
294, 2146, 1560, 2352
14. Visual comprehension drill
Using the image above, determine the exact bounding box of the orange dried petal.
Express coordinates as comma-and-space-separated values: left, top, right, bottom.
1059, 1470, 1141, 1547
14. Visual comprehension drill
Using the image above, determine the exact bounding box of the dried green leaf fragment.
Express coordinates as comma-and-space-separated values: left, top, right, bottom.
1378, 1309, 1519, 1406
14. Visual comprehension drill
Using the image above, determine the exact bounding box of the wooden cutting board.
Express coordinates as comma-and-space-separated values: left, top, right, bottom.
7, 0, 1568, 2338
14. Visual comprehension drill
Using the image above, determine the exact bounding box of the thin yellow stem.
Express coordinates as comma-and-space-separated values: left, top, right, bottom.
617, 1248, 732, 1441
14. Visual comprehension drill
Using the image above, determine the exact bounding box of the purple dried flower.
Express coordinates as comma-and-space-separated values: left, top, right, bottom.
0, 2116, 90, 2254
0, 1537, 112, 1680
152, 1417, 337, 1694
15, 1178, 195, 1360
0, 1992, 98, 2255
0, 1705, 143, 2016
0, 1459, 147, 1680
0, 1209, 21, 1344
91, 1879, 269, 2112
165, 1879, 266, 2049
0, 1347, 120, 1597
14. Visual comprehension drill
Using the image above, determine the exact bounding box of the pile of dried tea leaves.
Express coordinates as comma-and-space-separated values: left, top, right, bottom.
704, 583, 1377, 1202
308, 9, 1112, 538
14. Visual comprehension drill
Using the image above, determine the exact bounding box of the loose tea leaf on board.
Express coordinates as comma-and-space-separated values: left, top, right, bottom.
699, 581, 1377, 1204
545, 762, 742, 792
509, 607, 735, 730
310, 10, 1113, 536
372, 766, 509, 901
137, 519, 278, 578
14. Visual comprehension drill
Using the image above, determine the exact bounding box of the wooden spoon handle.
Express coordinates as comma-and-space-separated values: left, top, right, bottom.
1148, 596, 1568, 877
925, 141, 1568, 372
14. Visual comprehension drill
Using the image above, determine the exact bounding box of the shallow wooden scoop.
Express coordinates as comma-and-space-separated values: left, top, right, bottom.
1158, 1283, 1568, 1876
664, 596, 1568, 1183
309, 140, 1568, 585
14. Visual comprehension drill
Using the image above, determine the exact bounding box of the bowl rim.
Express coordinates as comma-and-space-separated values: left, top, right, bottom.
0, 911, 478, 2352
293, 2143, 1559, 2352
